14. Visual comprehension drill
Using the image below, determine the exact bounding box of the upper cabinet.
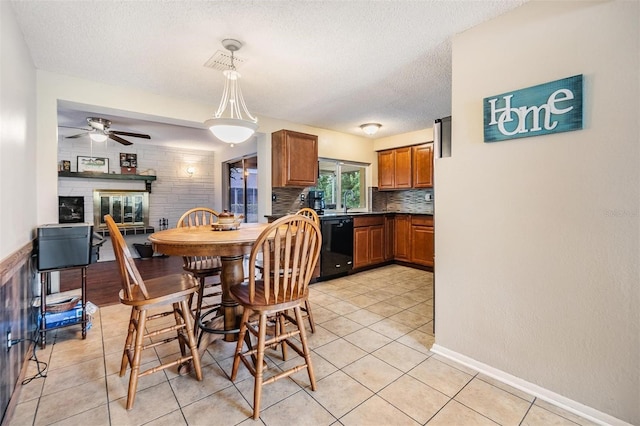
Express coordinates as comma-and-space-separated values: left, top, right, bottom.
377, 150, 395, 189
412, 143, 434, 188
378, 143, 433, 190
272, 129, 318, 187
377, 146, 412, 190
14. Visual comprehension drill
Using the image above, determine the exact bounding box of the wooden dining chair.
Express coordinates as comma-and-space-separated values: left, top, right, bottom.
256, 208, 319, 333
177, 207, 223, 337
230, 214, 321, 419
104, 214, 202, 410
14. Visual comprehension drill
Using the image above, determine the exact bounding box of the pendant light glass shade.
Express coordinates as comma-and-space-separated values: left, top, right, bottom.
205, 40, 258, 144
205, 117, 258, 144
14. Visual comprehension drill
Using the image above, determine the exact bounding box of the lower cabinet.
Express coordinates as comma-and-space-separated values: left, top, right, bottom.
352, 213, 435, 271
394, 214, 412, 262
410, 215, 434, 267
384, 215, 395, 261
353, 216, 386, 269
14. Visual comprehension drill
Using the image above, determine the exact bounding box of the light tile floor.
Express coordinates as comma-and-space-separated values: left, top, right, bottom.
11, 265, 595, 425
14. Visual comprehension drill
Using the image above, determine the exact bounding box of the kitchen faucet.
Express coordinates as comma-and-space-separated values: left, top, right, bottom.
343, 189, 354, 214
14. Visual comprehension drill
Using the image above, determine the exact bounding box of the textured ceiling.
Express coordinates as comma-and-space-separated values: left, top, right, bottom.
11, 0, 526, 149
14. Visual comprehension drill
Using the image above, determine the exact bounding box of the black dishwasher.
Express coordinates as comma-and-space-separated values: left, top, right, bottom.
320, 217, 353, 279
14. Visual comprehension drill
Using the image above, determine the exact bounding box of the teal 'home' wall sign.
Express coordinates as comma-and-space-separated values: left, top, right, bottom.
483, 75, 583, 142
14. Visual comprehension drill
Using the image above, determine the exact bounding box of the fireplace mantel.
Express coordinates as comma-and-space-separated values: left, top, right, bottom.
58, 171, 157, 192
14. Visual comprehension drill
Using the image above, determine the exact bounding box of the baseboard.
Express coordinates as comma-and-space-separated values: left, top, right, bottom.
430, 344, 631, 426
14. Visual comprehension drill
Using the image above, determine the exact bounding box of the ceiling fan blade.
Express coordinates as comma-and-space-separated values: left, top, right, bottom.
109, 134, 133, 146
110, 130, 151, 139
59, 125, 91, 131
66, 132, 90, 139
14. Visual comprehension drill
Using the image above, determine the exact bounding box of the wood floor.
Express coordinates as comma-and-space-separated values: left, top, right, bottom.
60, 255, 185, 307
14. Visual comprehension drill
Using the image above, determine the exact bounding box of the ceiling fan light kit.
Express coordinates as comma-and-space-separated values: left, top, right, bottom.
360, 123, 382, 136
89, 131, 108, 142
205, 39, 258, 144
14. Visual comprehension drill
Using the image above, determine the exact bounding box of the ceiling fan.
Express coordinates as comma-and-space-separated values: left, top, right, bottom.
61, 117, 151, 146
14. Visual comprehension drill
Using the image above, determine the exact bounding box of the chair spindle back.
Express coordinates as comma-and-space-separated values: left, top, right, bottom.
248, 215, 321, 304
177, 207, 219, 227
105, 214, 150, 300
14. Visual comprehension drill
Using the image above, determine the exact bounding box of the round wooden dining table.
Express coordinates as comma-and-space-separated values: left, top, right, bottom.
148, 223, 269, 342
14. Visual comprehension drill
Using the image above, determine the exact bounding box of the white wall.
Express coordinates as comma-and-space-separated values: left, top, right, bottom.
435, 1, 639, 424
0, 2, 37, 259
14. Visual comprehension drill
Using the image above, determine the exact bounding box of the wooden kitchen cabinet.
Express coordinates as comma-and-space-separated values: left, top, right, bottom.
394, 147, 412, 188
353, 216, 385, 269
378, 150, 395, 189
410, 215, 434, 267
377, 146, 412, 190
393, 214, 411, 261
369, 225, 385, 264
353, 227, 370, 268
384, 214, 395, 260
272, 129, 318, 187
412, 143, 433, 188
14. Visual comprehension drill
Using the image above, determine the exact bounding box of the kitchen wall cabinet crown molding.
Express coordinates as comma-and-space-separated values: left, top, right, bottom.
272, 129, 318, 188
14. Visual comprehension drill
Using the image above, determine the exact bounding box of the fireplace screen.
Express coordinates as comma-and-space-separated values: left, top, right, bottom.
93, 190, 149, 230
59, 196, 85, 223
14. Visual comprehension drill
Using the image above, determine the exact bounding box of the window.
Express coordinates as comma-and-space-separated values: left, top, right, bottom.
317, 159, 368, 211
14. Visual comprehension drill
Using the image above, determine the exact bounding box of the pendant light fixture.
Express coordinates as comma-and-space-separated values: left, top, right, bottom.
204, 39, 258, 144
360, 123, 382, 136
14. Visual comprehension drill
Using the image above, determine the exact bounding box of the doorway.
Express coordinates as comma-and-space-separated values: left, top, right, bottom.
227, 156, 258, 223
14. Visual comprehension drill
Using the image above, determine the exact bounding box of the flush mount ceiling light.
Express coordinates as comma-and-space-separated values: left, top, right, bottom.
360, 123, 382, 136
204, 39, 258, 144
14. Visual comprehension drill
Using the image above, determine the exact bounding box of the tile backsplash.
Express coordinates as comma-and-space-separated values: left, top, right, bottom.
271, 187, 309, 214
271, 186, 434, 215
370, 187, 434, 214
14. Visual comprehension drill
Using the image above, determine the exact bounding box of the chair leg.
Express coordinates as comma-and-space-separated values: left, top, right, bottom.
126, 308, 148, 410
253, 313, 268, 420
173, 302, 187, 357
180, 299, 202, 381
231, 308, 251, 381
277, 312, 288, 361
294, 306, 316, 391
120, 307, 137, 377
304, 299, 316, 333
194, 276, 206, 324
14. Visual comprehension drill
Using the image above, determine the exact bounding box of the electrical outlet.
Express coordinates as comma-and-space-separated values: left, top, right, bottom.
6, 330, 11, 351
